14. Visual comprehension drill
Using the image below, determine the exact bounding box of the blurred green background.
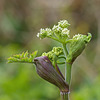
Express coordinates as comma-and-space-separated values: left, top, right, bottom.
0, 0, 100, 100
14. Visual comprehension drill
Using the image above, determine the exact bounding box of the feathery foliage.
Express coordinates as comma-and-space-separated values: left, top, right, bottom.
7, 51, 38, 63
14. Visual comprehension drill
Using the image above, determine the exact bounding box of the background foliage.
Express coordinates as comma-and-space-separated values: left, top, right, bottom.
0, 0, 100, 100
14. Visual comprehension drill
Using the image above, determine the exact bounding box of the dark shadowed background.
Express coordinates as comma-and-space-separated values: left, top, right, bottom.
0, 0, 100, 100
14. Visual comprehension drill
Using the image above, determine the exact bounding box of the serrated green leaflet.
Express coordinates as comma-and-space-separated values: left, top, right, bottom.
7, 51, 38, 63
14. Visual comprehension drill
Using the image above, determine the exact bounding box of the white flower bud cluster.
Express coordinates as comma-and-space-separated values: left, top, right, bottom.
58, 20, 70, 28
62, 28, 70, 37
37, 20, 70, 42
52, 25, 62, 34
73, 34, 83, 40
37, 28, 52, 39
52, 20, 70, 41
73, 33, 92, 43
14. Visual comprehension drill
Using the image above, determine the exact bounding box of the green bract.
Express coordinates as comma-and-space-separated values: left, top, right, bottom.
66, 33, 92, 63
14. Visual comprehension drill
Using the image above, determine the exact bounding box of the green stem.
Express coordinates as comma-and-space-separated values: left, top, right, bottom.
66, 63, 72, 85
61, 93, 69, 100
62, 43, 72, 100
62, 43, 68, 81
47, 36, 61, 42
62, 43, 68, 57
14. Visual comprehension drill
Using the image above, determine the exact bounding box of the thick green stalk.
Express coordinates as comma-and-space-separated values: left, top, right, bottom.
62, 43, 68, 57
62, 43, 72, 100
60, 93, 69, 100
66, 63, 72, 85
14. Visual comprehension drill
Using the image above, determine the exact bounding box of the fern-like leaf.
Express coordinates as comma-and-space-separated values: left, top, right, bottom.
7, 51, 38, 63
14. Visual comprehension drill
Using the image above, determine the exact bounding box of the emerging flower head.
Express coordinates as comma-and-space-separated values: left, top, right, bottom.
42, 47, 63, 62
34, 56, 69, 93
66, 33, 92, 63
52, 47, 63, 56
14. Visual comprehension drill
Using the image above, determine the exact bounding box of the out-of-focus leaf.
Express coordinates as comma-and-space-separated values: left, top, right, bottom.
7, 51, 38, 63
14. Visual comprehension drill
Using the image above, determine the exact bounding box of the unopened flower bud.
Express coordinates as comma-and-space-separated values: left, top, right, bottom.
34, 56, 69, 93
